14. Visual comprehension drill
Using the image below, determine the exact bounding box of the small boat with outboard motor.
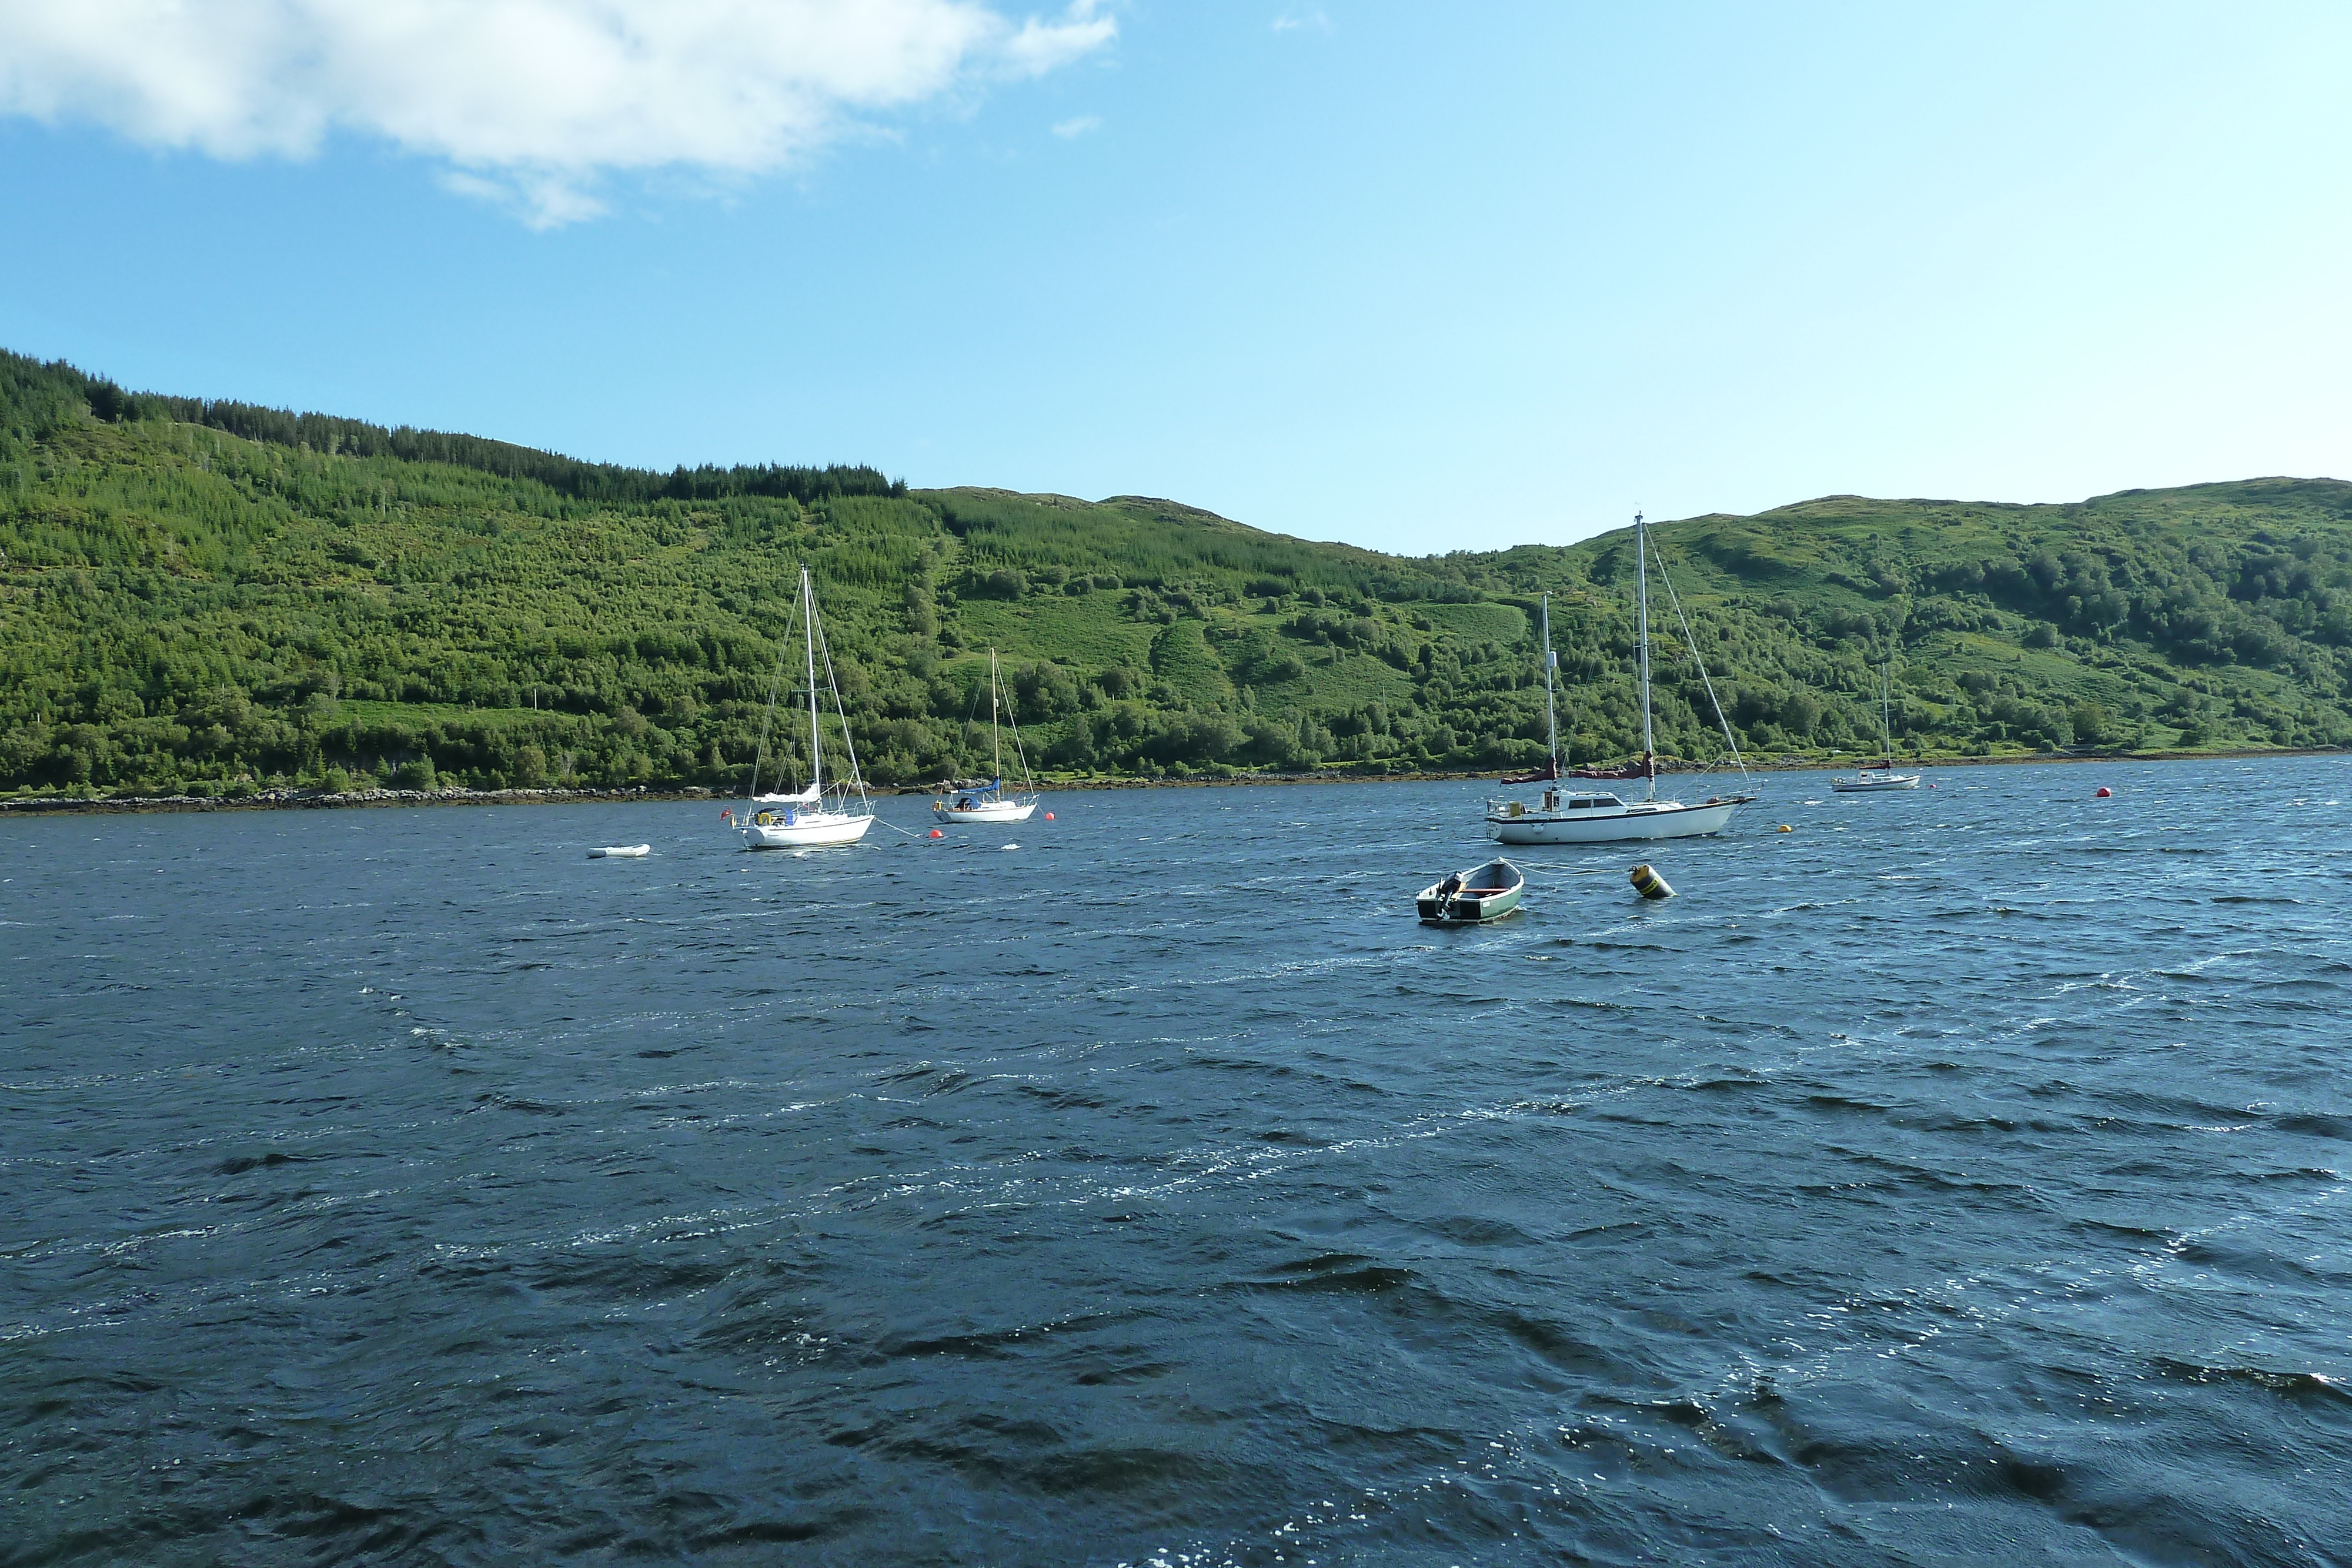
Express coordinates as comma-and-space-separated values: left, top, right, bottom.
1417, 857, 1525, 924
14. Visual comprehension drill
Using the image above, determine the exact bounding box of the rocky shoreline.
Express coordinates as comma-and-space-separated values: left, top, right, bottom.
0, 746, 2330, 817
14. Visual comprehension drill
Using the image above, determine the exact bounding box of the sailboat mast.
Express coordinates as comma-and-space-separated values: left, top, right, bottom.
1882, 661, 1895, 766
1540, 593, 1559, 771
990, 648, 1004, 780
803, 567, 823, 797
1635, 513, 1656, 800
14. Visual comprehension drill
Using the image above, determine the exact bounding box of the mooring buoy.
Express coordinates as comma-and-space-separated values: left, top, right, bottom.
1630, 863, 1674, 900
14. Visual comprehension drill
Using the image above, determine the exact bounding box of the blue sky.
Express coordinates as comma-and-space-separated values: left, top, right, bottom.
2, 2, 2347, 553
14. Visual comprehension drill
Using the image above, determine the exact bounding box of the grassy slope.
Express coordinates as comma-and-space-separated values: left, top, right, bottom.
5, 355, 2350, 796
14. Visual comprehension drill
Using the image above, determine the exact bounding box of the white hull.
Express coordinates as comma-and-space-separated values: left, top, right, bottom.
1830, 773, 1920, 791
741, 811, 874, 848
587, 844, 650, 858
934, 798, 1037, 824
1489, 798, 1745, 844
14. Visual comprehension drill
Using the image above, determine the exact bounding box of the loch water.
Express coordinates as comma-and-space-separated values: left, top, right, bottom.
4, 758, 2350, 1566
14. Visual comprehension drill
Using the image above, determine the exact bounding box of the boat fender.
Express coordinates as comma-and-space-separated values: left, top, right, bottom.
1630, 863, 1673, 900
2096, 786, 2112, 798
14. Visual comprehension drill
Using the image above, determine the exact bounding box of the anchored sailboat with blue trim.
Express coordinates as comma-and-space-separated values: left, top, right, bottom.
933, 648, 1040, 824
736, 566, 874, 848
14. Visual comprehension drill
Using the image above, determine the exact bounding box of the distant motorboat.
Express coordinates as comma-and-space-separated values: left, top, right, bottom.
588, 844, 650, 858
1418, 857, 1525, 924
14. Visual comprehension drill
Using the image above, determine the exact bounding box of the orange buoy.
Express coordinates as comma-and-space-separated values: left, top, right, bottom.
928, 828, 944, 838
2096, 787, 2112, 798
1630, 863, 1673, 900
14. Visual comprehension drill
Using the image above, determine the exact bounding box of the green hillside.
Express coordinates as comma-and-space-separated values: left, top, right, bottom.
5, 349, 2350, 798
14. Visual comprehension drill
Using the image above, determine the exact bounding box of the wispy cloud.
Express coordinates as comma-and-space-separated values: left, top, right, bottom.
1272, 8, 1332, 34
1051, 115, 1101, 139
0, 0, 1119, 227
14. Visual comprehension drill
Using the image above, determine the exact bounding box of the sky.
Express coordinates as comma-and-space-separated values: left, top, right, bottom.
2, 1, 2347, 554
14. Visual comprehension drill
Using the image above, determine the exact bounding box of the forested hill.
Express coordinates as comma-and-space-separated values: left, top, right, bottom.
5, 347, 2351, 798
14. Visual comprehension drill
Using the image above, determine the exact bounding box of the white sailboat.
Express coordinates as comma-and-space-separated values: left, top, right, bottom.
1830, 662, 1921, 792
933, 647, 1040, 824
1487, 513, 1757, 845
736, 566, 875, 848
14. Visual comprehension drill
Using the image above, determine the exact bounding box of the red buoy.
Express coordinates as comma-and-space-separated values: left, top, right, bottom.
2096, 787, 2112, 798
1044, 812, 1055, 821
928, 828, 944, 838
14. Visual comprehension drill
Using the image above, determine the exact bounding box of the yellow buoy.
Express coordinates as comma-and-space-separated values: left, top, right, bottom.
1630, 863, 1673, 900
1777, 824, 1793, 833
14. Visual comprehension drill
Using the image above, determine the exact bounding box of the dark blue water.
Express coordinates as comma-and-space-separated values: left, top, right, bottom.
5, 760, 2350, 1566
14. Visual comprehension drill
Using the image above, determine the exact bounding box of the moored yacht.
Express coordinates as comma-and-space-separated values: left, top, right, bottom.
933, 648, 1041, 824
734, 566, 876, 848
1830, 661, 1922, 791
1487, 512, 1756, 846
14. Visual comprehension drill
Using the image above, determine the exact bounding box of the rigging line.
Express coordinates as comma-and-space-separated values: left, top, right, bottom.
997, 652, 1037, 793
1646, 533, 1753, 788
746, 609, 791, 801
808, 584, 871, 810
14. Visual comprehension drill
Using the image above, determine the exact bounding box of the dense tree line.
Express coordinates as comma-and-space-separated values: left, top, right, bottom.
6, 349, 2351, 798
8, 349, 901, 508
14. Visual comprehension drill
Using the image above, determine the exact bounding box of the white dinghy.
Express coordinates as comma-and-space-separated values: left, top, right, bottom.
734, 567, 876, 850
1418, 857, 1526, 924
587, 844, 650, 858
934, 647, 1041, 824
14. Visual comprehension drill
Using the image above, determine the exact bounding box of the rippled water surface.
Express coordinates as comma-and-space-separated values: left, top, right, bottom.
6, 759, 2352, 1566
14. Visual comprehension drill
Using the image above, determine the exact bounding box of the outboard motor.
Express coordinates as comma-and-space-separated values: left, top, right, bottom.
1436, 871, 1465, 914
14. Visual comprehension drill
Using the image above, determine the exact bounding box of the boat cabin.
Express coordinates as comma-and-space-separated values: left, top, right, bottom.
1539, 788, 1628, 813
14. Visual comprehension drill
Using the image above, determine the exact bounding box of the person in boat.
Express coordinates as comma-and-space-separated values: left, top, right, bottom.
1435, 871, 1465, 908
956, 795, 977, 810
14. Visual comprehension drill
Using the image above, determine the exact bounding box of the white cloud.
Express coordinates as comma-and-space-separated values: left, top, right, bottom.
0, 0, 1117, 226
1272, 8, 1331, 34
1050, 114, 1100, 138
